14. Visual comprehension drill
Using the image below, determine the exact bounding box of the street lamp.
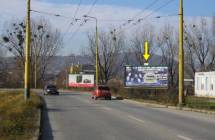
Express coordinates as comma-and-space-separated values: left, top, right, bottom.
83, 15, 99, 86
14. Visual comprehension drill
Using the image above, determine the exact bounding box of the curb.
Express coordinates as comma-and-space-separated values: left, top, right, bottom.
32, 109, 41, 140
123, 98, 215, 116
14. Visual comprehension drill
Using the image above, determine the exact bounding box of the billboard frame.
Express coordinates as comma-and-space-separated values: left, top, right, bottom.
124, 65, 169, 89
69, 74, 95, 88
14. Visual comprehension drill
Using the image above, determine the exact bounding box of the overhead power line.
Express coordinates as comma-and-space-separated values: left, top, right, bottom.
66, 0, 99, 41
31, 9, 133, 22
116, 0, 160, 31
86, 0, 99, 15
64, 0, 83, 38
115, 0, 176, 35
31, 0, 177, 40
73, 0, 82, 18
30, 9, 73, 19
131, 0, 160, 20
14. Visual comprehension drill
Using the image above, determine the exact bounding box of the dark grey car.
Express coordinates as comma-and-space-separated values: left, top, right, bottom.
43, 85, 59, 95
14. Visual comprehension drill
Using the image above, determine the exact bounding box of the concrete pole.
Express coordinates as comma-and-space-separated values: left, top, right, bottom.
178, 0, 184, 106
95, 19, 99, 86
24, 0, 31, 100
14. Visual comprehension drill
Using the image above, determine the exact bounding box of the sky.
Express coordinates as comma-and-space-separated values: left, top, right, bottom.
0, 0, 214, 55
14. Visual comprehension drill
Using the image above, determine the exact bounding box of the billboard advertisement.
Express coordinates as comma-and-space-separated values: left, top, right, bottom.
125, 66, 168, 88
69, 74, 94, 88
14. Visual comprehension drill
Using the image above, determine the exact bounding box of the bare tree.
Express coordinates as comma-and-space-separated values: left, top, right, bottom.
1, 18, 63, 87
130, 24, 155, 65
157, 24, 178, 87
87, 29, 125, 84
31, 18, 62, 86
184, 18, 215, 77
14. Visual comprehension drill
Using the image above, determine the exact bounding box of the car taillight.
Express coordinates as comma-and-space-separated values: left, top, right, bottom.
96, 89, 99, 94
96, 89, 101, 96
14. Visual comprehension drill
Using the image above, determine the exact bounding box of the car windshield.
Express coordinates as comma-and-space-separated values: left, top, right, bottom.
47, 85, 56, 89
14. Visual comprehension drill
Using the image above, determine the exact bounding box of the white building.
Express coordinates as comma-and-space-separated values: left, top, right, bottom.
195, 71, 215, 98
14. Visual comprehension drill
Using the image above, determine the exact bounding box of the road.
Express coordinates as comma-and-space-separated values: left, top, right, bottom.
40, 92, 215, 140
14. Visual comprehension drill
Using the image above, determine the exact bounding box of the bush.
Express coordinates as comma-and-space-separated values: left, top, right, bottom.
107, 79, 123, 95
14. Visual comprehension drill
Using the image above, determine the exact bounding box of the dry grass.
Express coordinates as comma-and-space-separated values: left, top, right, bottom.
0, 91, 42, 140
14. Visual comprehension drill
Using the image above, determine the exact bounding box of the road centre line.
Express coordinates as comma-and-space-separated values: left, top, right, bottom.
127, 115, 145, 124
177, 135, 192, 140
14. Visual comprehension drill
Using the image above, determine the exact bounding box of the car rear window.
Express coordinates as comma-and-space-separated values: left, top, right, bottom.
98, 86, 110, 90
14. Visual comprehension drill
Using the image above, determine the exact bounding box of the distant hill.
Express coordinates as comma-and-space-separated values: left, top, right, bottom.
3, 53, 164, 75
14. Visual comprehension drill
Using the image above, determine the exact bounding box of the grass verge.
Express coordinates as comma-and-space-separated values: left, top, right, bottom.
0, 90, 42, 140
185, 96, 215, 110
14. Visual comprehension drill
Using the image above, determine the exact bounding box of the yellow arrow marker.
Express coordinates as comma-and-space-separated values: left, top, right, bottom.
143, 41, 150, 61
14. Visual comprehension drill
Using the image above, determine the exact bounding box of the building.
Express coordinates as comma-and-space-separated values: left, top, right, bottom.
195, 71, 215, 98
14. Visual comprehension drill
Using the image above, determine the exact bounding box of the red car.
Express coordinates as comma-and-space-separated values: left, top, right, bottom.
92, 85, 112, 100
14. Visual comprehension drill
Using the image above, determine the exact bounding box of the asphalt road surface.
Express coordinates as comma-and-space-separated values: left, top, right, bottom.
40, 92, 215, 140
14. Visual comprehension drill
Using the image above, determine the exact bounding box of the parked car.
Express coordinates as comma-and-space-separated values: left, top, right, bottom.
92, 85, 111, 100
43, 84, 59, 95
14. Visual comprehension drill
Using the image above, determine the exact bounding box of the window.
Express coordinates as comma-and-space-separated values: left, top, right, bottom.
206, 77, 208, 91
196, 77, 200, 90
201, 84, 204, 90
210, 84, 213, 91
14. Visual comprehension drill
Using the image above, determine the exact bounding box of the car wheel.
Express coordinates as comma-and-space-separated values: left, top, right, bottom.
108, 97, 112, 100
95, 97, 98, 100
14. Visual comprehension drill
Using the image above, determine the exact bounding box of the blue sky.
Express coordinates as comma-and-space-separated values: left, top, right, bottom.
43, 0, 215, 17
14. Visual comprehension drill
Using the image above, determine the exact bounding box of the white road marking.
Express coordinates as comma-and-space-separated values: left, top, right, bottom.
102, 107, 113, 111
177, 135, 192, 140
127, 115, 145, 124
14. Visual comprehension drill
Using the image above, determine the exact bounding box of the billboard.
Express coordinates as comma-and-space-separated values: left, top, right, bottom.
125, 66, 168, 88
195, 71, 215, 98
69, 74, 94, 88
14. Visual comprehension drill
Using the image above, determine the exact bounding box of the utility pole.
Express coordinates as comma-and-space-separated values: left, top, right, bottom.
24, 0, 31, 100
178, 0, 184, 106
95, 19, 99, 86
65, 67, 68, 89
34, 50, 37, 89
